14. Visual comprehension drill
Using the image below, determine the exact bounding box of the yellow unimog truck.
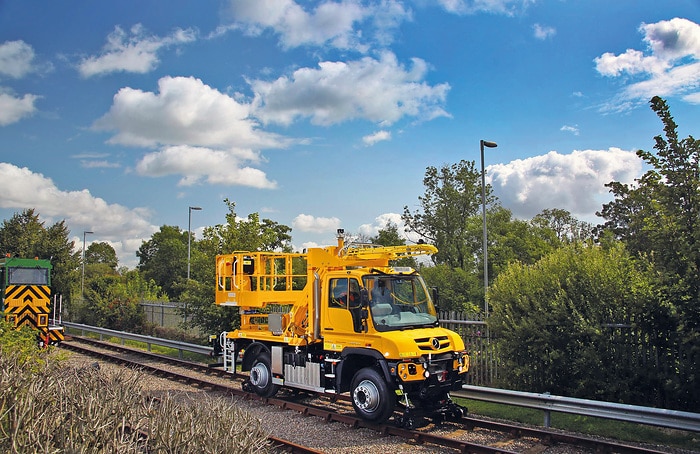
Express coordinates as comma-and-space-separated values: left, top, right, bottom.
211, 231, 469, 427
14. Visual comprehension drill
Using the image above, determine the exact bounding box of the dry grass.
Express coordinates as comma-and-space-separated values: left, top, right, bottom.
0, 348, 270, 453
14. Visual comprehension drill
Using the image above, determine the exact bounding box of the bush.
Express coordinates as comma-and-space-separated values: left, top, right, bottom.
488, 242, 662, 403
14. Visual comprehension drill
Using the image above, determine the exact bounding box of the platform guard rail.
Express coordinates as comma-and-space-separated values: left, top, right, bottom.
63, 322, 699, 433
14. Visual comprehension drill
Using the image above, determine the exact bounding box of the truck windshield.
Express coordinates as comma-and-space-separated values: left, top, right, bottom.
363, 274, 437, 331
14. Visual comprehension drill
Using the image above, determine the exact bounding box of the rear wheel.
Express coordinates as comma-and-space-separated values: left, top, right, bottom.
249, 353, 279, 397
350, 368, 395, 423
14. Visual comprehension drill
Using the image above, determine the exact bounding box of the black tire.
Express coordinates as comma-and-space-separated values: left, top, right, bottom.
350, 368, 395, 423
249, 353, 279, 398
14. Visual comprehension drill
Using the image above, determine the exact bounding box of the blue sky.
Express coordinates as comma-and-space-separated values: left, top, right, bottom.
0, 1, 699, 268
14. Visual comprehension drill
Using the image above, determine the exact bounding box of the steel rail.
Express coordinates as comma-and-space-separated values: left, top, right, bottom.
64, 322, 700, 434
60, 338, 673, 454
59, 340, 517, 453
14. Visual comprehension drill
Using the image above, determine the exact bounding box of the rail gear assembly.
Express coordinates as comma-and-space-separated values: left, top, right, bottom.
212, 232, 469, 427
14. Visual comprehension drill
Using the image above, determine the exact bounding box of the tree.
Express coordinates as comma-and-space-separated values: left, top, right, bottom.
419, 265, 481, 312
488, 206, 558, 279
402, 160, 486, 270
180, 199, 293, 335
80, 274, 146, 331
136, 225, 188, 299
72, 266, 167, 331
531, 208, 594, 244
209, 199, 293, 254
402, 162, 565, 311
597, 96, 700, 409
85, 242, 118, 271
370, 222, 417, 268
0, 209, 79, 305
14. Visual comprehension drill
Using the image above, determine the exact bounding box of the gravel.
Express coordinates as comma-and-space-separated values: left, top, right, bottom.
63, 349, 681, 454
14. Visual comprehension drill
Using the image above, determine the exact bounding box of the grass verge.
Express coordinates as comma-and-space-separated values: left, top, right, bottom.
455, 398, 699, 451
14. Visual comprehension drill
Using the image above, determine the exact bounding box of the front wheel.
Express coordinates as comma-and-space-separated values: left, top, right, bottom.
249, 353, 279, 398
350, 368, 395, 423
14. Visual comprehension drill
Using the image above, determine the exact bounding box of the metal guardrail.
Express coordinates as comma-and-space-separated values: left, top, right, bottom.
63, 322, 700, 433
63, 322, 212, 359
455, 385, 700, 432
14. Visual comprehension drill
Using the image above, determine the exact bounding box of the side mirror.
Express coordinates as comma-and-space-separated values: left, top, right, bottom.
432, 287, 441, 319
360, 288, 370, 307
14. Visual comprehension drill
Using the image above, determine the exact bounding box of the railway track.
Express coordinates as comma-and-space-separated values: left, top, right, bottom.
58, 336, 680, 453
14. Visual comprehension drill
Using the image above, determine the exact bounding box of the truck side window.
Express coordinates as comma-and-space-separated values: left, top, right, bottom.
329, 278, 361, 307
329, 278, 348, 308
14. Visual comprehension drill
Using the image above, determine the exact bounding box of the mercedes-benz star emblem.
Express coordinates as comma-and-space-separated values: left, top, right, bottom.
431, 338, 440, 350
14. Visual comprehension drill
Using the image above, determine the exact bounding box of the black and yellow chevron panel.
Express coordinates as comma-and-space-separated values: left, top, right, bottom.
4, 284, 56, 339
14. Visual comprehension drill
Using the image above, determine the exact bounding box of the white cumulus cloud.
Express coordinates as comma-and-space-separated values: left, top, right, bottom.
362, 130, 391, 146
0, 91, 38, 126
226, 0, 411, 50
595, 17, 700, 110
0, 40, 36, 78
488, 148, 642, 222
78, 24, 196, 77
250, 51, 450, 126
135, 145, 277, 188
437, 0, 532, 16
293, 213, 342, 233
93, 76, 284, 189
0, 163, 157, 267
560, 124, 579, 135
533, 23, 556, 40
94, 76, 281, 149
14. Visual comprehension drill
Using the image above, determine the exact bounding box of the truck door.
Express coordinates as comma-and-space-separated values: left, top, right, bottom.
326, 277, 363, 333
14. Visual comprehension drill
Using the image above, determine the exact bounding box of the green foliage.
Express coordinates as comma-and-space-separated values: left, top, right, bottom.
370, 221, 417, 268
596, 97, 700, 409
0, 319, 45, 368
206, 198, 293, 254
488, 206, 558, 278
137, 225, 189, 299
181, 199, 293, 335
72, 268, 166, 331
403, 160, 485, 270
531, 208, 595, 243
419, 264, 481, 312
85, 241, 118, 270
0, 209, 80, 306
402, 163, 565, 311
74, 273, 146, 331
488, 242, 663, 403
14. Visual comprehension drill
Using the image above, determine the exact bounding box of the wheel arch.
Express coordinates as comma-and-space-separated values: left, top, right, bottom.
240, 341, 270, 372
336, 347, 394, 393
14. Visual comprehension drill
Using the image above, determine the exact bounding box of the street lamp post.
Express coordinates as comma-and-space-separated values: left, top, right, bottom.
480, 139, 498, 317
187, 206, 202, 280
81, 231, 93, 303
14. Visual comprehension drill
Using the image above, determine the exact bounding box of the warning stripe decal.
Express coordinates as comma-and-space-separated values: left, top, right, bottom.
4, 285, 52, 331
6, 285, 50, 301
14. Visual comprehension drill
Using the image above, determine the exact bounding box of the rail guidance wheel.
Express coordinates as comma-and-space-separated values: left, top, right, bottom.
350, 367, 395, 423
249, 353, 279, 398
